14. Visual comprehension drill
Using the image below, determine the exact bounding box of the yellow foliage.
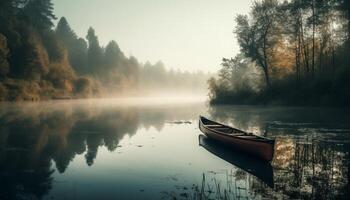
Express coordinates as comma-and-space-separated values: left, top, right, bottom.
269, 39, 295, 79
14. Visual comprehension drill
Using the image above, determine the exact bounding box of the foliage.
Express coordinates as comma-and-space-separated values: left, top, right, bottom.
0, 34, 10, 78
0, 0, 210, 101
209, 0, 350, 106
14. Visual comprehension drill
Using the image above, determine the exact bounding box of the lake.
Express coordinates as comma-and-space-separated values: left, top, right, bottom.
0, 98, 349, 200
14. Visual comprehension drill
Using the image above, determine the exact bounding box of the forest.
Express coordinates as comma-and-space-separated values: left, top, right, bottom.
209, 0, 350, 106
0, 0, 210, 101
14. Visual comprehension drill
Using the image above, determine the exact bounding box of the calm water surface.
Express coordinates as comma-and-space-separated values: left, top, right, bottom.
0, 98, 349, 200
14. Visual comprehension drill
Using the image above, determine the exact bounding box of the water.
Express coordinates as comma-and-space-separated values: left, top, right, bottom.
0, 98, 349, 200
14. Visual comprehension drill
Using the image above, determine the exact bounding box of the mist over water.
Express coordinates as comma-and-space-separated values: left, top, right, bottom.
0, 98, 349, 200
1, 0, 350, 199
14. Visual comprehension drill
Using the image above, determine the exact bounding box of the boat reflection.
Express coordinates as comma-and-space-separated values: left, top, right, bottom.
198, 134, 274, 188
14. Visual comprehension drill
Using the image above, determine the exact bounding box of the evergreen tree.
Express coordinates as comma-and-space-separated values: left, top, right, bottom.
104, 40, 125, 71
72, 38, 88, 74
56, 17, 87, 73
86, 27, 103, 74
23, 0, 56, 31
56, 17, 77, 45
0, 0, 26, 19
0, 0, 16, 18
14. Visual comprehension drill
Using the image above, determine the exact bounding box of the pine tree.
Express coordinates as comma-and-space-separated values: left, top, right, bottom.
71, 38, 88, 74
23, 0, 57, 31
86, 27, 103, 74
104, 40, 125, 71
56, 17, 78, 45
0, 0, 25, 18
56, 17, 87, 73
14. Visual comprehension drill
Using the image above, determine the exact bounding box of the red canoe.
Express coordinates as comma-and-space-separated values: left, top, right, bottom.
199, 116, 275, 162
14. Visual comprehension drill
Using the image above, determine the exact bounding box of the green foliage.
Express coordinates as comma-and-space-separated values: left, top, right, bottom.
22, 0, 57, 31
0, 0, 210, 101
0, 34, 10, 78
210, 0, 350, 106
235, 0, 281, 87
74, 76, 101, 98
56, 17, 77, 43
56, 17, 87, 73
86, 27, 103, 74
104, 40, 124, 72
42, 30, 65, 62
0, 82, 8, 100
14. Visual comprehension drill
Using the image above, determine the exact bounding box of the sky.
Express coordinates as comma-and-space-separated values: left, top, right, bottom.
53, 0, 253, 72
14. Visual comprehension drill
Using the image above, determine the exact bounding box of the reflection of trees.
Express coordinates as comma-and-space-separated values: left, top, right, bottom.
0, 128, 54, 200
0, 101, 204, 199
265, 138, 348, 199
0, 104, 141, 199
208, 106, 350, 199
209, 106, 350, 137
178, 138, 349, 199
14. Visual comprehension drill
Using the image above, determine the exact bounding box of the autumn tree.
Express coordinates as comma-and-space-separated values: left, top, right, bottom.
235, 0, 280, 87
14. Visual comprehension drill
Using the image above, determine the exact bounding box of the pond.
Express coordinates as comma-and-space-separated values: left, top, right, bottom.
0, 98, 349, 200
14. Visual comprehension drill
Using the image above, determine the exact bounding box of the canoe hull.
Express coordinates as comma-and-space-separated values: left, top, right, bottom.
199, 118, 275, 162
199, 135, 274, 187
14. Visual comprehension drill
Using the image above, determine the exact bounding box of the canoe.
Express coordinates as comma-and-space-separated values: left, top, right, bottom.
199, 116, 275, 162
199, 134, 274, 187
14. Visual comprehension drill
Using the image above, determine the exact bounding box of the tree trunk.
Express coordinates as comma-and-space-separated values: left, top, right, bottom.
300, 16, 309, 75
319, 38, 322, 73
347, 3, 350, 40
262, 24, 271, 88
312, 0, 315, 76
295, 43, 299, 80
263, 67, 271, 88
295, 34, 301, 81
332, 45, 336, 74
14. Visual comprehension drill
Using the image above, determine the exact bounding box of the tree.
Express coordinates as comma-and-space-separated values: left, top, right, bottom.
104, 40, 124, 71
22, 0, 56, 31
333, 0, 350, 38
0, 34, 10, 78
56, 17, 77, 45
71, 38, 88, 74
235, 0, 280, 87
86, 27, 103, 74
0, 0, 27, 19
56, 17, 87, 73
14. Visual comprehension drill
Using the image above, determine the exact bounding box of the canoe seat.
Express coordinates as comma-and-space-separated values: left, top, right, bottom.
206, 125, 224, 127
213, 127, 231, 130
213, 127, 232, 133
237, 135, 258, 139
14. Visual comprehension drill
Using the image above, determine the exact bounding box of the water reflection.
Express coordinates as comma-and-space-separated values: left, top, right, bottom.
0, 100, 204, 200
0, 102, 349, 199
198, 134, 274, 187
206, 105, 350, 200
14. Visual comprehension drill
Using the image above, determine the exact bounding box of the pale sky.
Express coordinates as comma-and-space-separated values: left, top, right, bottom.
53, 0, 253, 72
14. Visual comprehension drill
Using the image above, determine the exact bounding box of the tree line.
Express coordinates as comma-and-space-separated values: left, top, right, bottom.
0, 0, 209, 101
209, 0, 350, 106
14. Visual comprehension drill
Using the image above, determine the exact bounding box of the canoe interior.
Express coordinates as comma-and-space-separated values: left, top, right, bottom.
200, 116, 273, 142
